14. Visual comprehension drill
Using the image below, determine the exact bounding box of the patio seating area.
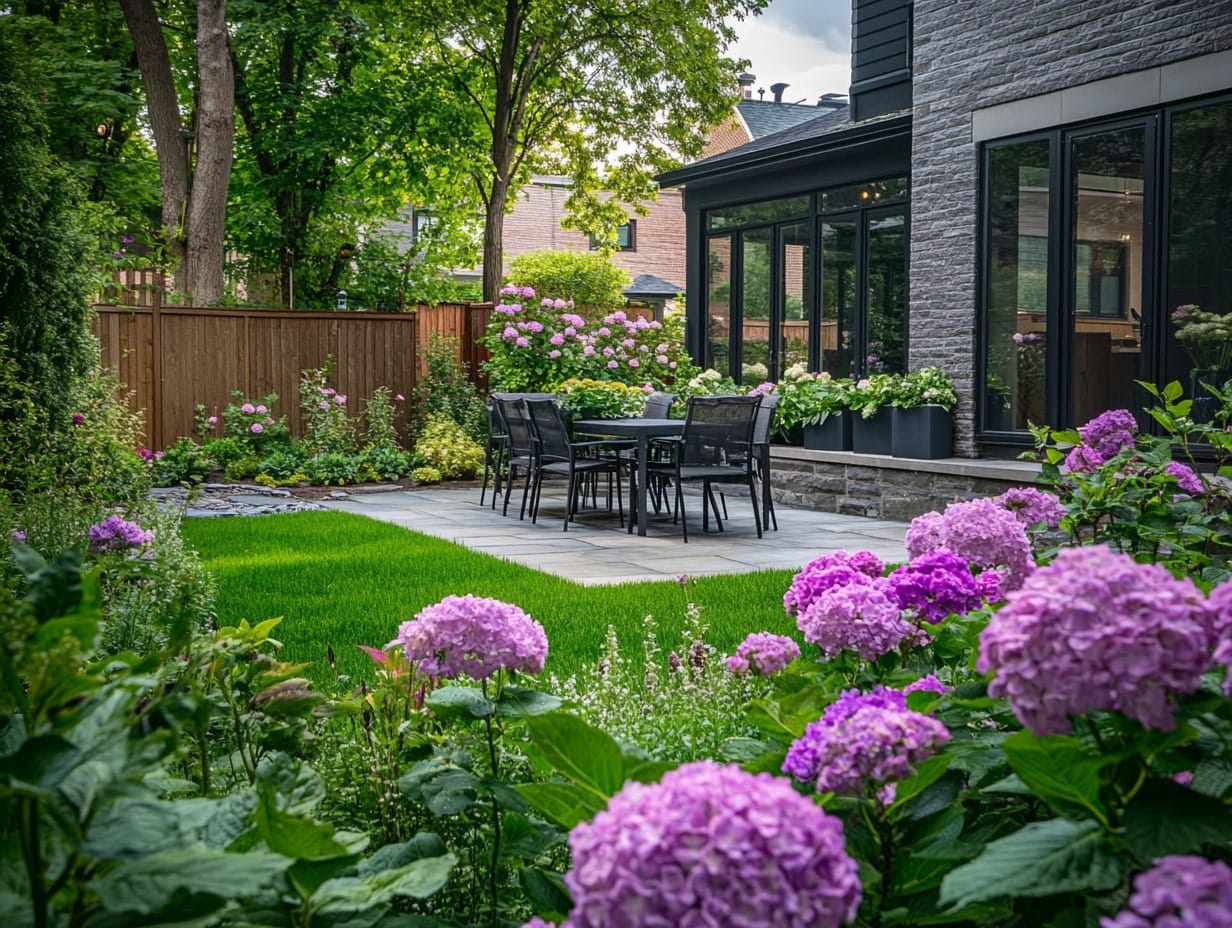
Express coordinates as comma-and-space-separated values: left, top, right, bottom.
484, 391, 781, 543
318, 484, 909, 585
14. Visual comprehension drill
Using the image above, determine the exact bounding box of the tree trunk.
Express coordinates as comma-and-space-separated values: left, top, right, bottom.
119, 0, 189, 290
185, 0, 233, 304
482, 184, 508, 303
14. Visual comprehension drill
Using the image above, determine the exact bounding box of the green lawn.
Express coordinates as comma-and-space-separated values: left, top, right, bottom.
181, 511, 799, 685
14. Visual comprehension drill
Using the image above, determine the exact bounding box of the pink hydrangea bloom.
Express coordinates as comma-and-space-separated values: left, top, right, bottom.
548, 349, 561, 359
250, 422, 264, 434
255, 404, 267, 414
784, 687, 950, 798
565, 761, 861, 928
1065, 443, 1107, 472
549, 333, 565, 346
1079, 408, 1137, 459
784, 550, 885, 617
1101, 855, 1232, 928
917, 497, 1034, 591
798, 578, 920, 660
902, 674, 948, 696
1206, 580, 1232, 695
998, 486, 1066, 528
319, 401, 330, 411
978, 545, 1215, 735
1166, 461, 1204, 495
391, 594, 548, 680
241, 402, 256, 414
728, 632, 801, 676
607, 359, 618, 369
904, 511, 945, 560
886, 550, 984, 624
516, 337, 530, 348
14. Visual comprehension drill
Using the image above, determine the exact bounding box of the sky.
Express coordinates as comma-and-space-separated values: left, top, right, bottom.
728, 0, 853, 104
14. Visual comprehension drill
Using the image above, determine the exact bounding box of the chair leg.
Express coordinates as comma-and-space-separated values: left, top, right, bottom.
749, 475, 763, 538
676, 481, 688, 543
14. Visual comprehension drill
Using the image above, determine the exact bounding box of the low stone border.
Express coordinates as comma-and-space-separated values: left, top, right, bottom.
768, 448, 1042, 521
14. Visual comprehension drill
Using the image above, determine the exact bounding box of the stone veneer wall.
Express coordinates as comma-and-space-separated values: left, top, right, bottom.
908, 0, 1232, 456
769, 448, 1040, 522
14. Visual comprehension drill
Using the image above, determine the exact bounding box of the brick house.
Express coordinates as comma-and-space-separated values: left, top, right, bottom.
659, 0, 1232, 459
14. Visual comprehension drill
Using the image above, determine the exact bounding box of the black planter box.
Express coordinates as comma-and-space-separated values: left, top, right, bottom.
851, 409, 893, 455
891, 406, 953, 459
802, 414, 852, 451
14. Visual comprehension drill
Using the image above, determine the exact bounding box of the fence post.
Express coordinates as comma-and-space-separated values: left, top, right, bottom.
150, 276, 164, 449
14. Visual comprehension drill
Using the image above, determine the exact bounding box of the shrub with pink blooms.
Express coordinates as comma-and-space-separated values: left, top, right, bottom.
392, 594, 548, 681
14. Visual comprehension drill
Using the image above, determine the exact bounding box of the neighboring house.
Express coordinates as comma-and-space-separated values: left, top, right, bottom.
393, 77, 837, 304
658, 0, 1232, 458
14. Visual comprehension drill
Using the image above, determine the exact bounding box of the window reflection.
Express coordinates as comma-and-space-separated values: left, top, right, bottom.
822, 219, 857, 376
706, 235, 733, 374
741, 228, 772, 383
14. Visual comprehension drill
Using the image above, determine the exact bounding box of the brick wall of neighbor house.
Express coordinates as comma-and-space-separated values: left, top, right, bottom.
909, 0, 1232, 456
502, 179, 686, 290
700, 113, 753, 158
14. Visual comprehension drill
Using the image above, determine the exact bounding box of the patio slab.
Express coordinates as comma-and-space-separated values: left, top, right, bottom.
319, 486, 909, 586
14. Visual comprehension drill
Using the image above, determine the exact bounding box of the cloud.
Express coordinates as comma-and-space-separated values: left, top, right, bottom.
729, 1, 852, 103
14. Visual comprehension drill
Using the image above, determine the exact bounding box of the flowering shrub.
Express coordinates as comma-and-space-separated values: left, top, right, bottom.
997, 485, 1066, 530
783, 687, 950, 798
798, 576, 921, 660
87, 514, 153, 553
728, 632, 800, 676
977, 544, 1215, 735
552, 378, 646, 421
885, 550, 984, 625
845, 372, 899, 418
784, 550, 885, 617
299, 360, 356, 455
222, 390, 289, 454
550, 601, 765, 762
1102, 855, 1232, 928
391, 594, 548, 680
905, 496, 1034, 591
561, 761, 861, 928
889, 366, 957, 410
775, 372, 853, 432
484, 284, 691, 392
1172, 303, 1232, 375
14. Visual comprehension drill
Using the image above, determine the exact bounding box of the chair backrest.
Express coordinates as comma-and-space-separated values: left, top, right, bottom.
752, 393, 780, 446
642, 391, 676, 419
523, 398, 573, 463
679, 395, 760, 467
492, 396, 536, 458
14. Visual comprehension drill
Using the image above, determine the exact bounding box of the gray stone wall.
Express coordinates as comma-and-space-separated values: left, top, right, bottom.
909, 0, 1232, 456
769, 448, 1039, 521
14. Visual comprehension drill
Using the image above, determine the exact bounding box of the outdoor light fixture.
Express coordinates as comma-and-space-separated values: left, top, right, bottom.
336, 290, 348, 311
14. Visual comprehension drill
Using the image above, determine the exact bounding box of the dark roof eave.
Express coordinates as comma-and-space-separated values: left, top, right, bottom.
657, 112, 912, 189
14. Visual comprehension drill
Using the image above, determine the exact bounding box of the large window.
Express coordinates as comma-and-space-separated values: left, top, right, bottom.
703, 177, 907, 384
979, 95, 1231, 436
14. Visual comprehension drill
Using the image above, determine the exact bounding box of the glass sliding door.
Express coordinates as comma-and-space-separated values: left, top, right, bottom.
705, 235, 733, 374
1165, 99, 1232, 393
740, 228, 773, 383
866, 207, 907, 373
821, 218, 857, 376
778, 221, 813, 380
1067, 124, 1148, 424
982, 139, 1050, 432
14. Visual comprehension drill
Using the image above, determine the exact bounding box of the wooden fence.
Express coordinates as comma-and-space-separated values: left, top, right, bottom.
92, 293, 493, 449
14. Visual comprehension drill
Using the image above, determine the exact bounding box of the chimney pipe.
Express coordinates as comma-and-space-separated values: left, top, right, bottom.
770, 81, 789, 104
737, 72, 756, 100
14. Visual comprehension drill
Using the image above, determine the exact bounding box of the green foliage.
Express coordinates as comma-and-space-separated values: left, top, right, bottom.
890, 366, 958, 410
411, 334, 487, 443
307, 452, 359, 486
257, 445, 311, 482
361, 386, 403, 451
359, 446, 410, 482
222, 390, 292, 455
508, 250, 630, 312
0, 33, 96, 428
411, 465, 443, 484
774, 371, 853, 432
155, 436, 213, 486
553, 378, 647, 421
413, 414, 485, 479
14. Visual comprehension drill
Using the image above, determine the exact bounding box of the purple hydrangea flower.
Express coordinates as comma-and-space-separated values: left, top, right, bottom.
564, 761, 861, 928
11, 529, 27, 544
1207, 580, 1232, 696
913, 497, 1035, 592
1101, 855, 1232, 928
998, 486, 1066, 529
784, 688, 950, 798
904, 511, 945, 560
1080, 408, 1137, 459
977, 545, 1215, 735
728, 632, 801, 676
798, 577, 921, 660
1166, 461, 1204, 496
886, 550, 984, 624
902, 674, 948, 696
1065, 443, 1107, 473
391, 594, 548, 680
784, 550, 885, 617
88, 515, 154, 554
241, 402, 256, 414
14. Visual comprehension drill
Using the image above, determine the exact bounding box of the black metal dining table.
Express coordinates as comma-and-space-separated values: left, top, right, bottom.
571, 417, 686, 537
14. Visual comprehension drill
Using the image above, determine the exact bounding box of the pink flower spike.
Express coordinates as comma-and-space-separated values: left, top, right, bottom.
357, 644, 390, 665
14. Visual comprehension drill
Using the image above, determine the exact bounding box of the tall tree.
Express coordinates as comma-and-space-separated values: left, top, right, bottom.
119, 0, 234, 303
412, 0, 768, 301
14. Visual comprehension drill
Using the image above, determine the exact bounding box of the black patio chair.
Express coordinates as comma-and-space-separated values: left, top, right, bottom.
480, 402, 507, 509
491, 394, 543, 519
719, 392, 780, 530
634, 394, 762, 543
523, 398, 624, 531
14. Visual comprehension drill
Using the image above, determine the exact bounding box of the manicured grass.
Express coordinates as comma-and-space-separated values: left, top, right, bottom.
181, 511, 799, 685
